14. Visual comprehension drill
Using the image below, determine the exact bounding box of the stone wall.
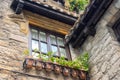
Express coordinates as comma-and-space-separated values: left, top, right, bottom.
80, 0, 120, 80
0, 0, 29, 79
0, 0, 78, 80
0, 0, 28, 71
1, 0, 120, 80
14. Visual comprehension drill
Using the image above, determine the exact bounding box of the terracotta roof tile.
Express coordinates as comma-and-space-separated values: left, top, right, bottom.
29, 0, 79, 17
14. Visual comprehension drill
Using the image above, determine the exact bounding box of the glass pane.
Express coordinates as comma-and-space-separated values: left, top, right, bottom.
60, 47, 66, 57
31, 29, 38, 39
50, 35, 56, 44
57, 37, 64, 46
41, 42, 47, 53
51, 45, 58, 56
41, 54, 48, 61
39, 32, 46, 42
32, 40, 39, 50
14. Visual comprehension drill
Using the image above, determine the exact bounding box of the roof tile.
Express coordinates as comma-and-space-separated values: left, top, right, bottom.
30, 0, 79, 17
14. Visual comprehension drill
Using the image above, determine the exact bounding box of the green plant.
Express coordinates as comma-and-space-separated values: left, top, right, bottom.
47, 51, 53, 61
23, 49, 29, 56
50, 57, 57, 63
68, 0, 89, 13
24, 49, 89, 71
57, 56, 67, 66
37, 51, 54, 62
56, 52, 89, 71
32, 49, 52, 61
33, 49, 42, 59
71, 60, 82, 69
76, 52, 89, 71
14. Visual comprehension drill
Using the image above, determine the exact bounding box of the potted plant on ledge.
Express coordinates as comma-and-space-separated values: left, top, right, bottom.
22, 49, 89, 80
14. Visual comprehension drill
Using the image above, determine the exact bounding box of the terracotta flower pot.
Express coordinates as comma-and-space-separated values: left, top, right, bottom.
63, 67, 69, 76
79, 71, 86, 80
71, 69, 78, 78
23, 58, 34, 69
45, 63, 53, 72
54, 65, 61, 74
35, 60, 43, 71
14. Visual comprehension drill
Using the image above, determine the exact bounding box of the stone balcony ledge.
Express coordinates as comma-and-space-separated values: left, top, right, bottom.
23, 58, 88, 80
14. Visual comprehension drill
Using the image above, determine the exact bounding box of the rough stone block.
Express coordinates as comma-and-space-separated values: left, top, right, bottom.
90, 72, 103, 80
89, 66, 98, 77
108, 4, 119, 15
9, 33, 28, 43
0, 40, 9, 47
101, 74, 109, 80
103, 12, 114, 23
109, 52, 120, 65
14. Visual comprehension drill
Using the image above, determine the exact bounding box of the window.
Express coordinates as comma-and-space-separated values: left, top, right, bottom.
30, 27, 71, 59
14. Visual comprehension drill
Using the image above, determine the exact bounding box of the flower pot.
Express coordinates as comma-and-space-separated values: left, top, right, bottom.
71, 69, 78, 78
23, 58, 34, 69
35, 60, 43, 71
45, 63, 53, 72
54, 65, 61, 74
63, 67, 69, 76
79, 71, 86, 80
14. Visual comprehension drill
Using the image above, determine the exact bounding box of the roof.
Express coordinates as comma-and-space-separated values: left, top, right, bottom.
11, 0, 79, 25
65, 0, 114, 48
29, 0, 79, 17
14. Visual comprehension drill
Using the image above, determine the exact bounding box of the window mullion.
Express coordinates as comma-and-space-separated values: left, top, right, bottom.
56, 37, 61, 57
30, 28, 33, 55
38, 30, 41, 52
47, 33, 51, 52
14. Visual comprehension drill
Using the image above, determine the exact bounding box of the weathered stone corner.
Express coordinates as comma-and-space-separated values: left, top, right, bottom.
8, 13, 29, 34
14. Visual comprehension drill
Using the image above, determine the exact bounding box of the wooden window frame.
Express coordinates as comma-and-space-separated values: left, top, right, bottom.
30, 25, 71, 60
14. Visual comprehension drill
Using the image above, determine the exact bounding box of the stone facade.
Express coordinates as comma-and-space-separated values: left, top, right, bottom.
80, 0, 120, 80
0, 0, 78, 80
1, 0, 120, 80
0, 0, 28, 79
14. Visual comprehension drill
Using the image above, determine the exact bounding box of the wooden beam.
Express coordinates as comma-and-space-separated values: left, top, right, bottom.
24, 11, 72, 35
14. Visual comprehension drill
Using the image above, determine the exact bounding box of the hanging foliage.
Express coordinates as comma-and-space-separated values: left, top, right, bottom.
68, 0, 89, 13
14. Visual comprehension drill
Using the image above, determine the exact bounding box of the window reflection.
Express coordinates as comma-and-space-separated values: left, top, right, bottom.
60, 47, 66, 57
57, 37, 64, 46
50, 35, 56, 44
32, 29, 38, 39
51, 45, 58, 56
32, 40, 39, 50
41, 42, 47, 53
40, 32, 46, 42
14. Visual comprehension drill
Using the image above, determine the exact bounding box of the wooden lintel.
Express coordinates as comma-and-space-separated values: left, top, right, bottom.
23, 11, 72, 35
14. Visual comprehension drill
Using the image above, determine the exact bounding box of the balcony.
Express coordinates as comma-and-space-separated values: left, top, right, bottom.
22, 50, 89, 80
